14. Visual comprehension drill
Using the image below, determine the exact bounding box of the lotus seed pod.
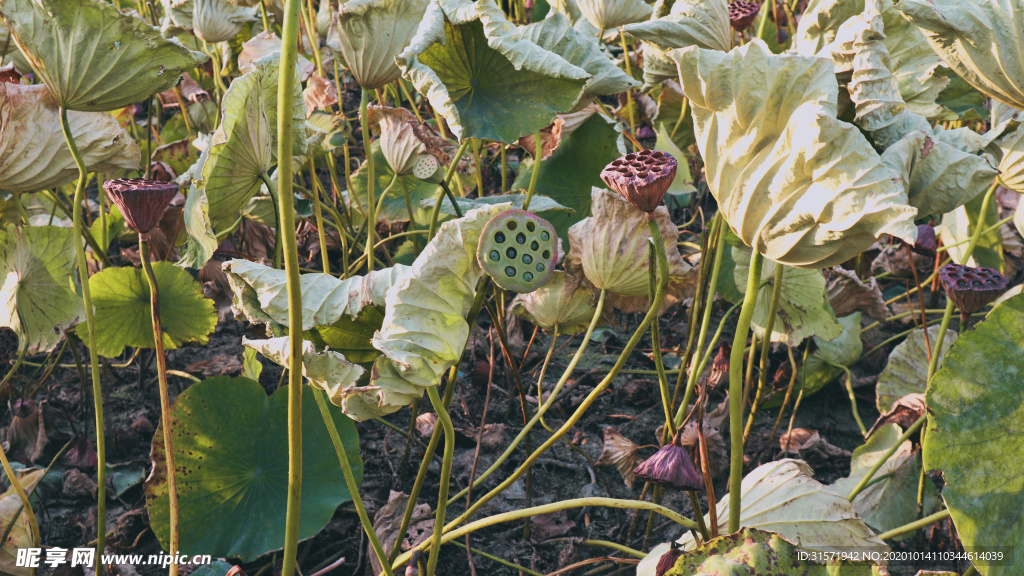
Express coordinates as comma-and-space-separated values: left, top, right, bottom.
599, 150, 678, 219
0, 327, 18, 364
476, 210, 558, 293
728, 1, 761, 31
939, 263, 1009, 320
103, 178, 179, 234
412, 154, 444, 184
632, 442, 703, 492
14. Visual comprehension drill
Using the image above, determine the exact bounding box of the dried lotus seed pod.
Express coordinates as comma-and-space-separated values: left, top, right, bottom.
476, 210, 557, 293
729, 1, 761, 31
939, 263, 1009, 324
600, 149, 678, 220
102, 178, 179, 234
412, 154, 444, 184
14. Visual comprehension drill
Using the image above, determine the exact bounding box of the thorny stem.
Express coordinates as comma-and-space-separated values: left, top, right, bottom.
312, 387, 394, 576
729, 249, 764, 532
847, 415, 926, 502
59, 107, 107, 573
425, 386, 454, 576
139, 237, 179, 576
276, 1, 306, 574
361, 88, 377, 271
744, 264, 784, 443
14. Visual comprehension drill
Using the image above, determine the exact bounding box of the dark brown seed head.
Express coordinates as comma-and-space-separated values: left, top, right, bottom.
939, 263, 1009, 318
600, 150, 678, 218
655, 542, 682, 576
102, 178, 179, 234
0, 327, 18, 364
633, 443, 703, 491
729, 1, 761, 31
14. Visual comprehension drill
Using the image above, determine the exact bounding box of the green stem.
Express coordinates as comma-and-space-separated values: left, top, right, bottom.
500, 145, 508, 195
312, 388, 393, 576
361, 88, 377, 271
392, 498, 695, 571
827, 361, 867, 437
59, 107, 106, 573
427, 139, 471, 239
525, 133, 542, 210
729, 249, 764, 533
876, 509, 950, 541
648, 233, 674, 437
424, 386, 454, 576
744, 264, 784, 442
847, 415, 926, 501
139, 237, 179, 576
277, 2, 306, 575
260, 173, 284, 269
308, 156, 331, 273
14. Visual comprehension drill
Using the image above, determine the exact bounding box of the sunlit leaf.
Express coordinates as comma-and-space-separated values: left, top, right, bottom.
623, 0, 730, 88
326, 0, 429, 90
875, 325, 956, 412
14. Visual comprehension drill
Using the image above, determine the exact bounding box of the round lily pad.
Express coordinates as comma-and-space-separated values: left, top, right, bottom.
145, 377, 362, 560
476, 210, 557, 293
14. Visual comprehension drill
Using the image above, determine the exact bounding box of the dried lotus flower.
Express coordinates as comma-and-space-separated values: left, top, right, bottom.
728, 1, 761, 31
7, 398, 39, 457
596, 427, 640, 489
656, 542, 682, 576
600, 150, 678, 219
910, 224, 937, 257
416, 412, 437, 438
66, 435, 98, 469
103, 178, 179, 234
939, 263, 1009, 325
632, 438, 703, 491
0, 327, 18, 364
379, 113, 427, 176
677, 420, 727, 479
708, 344, 730, 388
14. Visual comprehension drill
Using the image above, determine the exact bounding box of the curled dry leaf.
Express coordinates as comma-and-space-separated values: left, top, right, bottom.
239, 31, 315, 82
596, 427, 640, 489
677, 420, 727, 479
866, 393, 926, 439
415, 412, 437, 438
302, 74, 338, 118
876, 325, 957, 412
371, 491, 433, 576
517, 117, 565, 161
779, 429, 852, 462
826, 266, 890, 320
510, 271, 602, 335
531, 510, 576, 541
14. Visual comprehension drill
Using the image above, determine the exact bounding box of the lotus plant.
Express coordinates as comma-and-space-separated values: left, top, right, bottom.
939, 264, 1009, 332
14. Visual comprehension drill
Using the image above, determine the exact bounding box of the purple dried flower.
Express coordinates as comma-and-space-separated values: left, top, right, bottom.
66, 436, 98, 469
655, 542, 682, 576
729, 1, 761, 31
939, 263, 1009, 321
910, 224, 937, 257
102, 178, 179, 234
632, 442, 703, 491
0, 327, 18, 364
600, 150, 678, 219
635, 126, 656, 140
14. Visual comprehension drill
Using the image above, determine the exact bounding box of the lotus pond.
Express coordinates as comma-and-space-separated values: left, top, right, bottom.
1, 0, 1023, 575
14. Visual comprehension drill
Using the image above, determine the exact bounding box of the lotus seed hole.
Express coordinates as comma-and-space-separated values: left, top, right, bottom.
522, 254, 533, 264
652, 151, 664, 158
536, 263, 545, 272
505, 266, 516, 277
542, 250, 551, 260
531, 240, 539, 250
626, 153, 637, 161
638, 171, 649, 178
523, 272, 534, 282
506, 247, 517, 258
516, 233, 526, 244
541, 231, 550, 241
488, 250, 500, 262
495, 231, 505, 243
651, 166, 662, 172
526, 221, 536, 232
506, 220, 518, 231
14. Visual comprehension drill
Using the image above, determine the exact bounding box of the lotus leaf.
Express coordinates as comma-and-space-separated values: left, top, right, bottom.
0, 469, 41, 576
639, 459, 887, 575
180, 53, 305, 268
397, 0, 590, 142
669, 41, 918, 268
661, 528, 883, 575
145, 377, 362, 560
0, 83, 139, 192
548, 0, 602, 36
575, 0, 652, 30
421, 193, 572, 218
923, 293, 1024, 576
516, 12, 637, 110
0, 20, 29, 73
794, 313, 863, 405
0, 0, 207, 112
875, 325, 956, 412
895, 0, 1024, 111
563, 188, 695, 313
162, 0, 258, 43
938, 191, 1004, 271
86, 262, 217, 358
244, 337, 367, 407
325, 0, 429, 91
510, 271, 601, 335
622, 0, 731, 88
239, 31, 315, 82
731, 244, 843, 347
348, 141, 446, 224
996, 123, 1024, 194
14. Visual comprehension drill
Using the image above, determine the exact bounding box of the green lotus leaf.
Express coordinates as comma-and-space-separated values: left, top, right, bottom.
895, 0, 1024, 110
731, 244, 843, 347
0, 20, 30, 73
797, 0, 950, 119
0, 0, 207, 112
661, 528, 883, 575
85, 262, 217, 358
576, 0, 652, 30
516, 12, 637, 110
145, 377, 361, 560
996, 122, 1024, 194
563, 188, 695, 313
0, 83, 139, 193
923, 293, 1024, 576
836, 2, 998, 216
875, 325, 957, 412
224, 258, 405, 331
937, 189, 1004, 271
397, 0, 590, 142
622, 0, 731, 88
639, 459, 887, 576
510, 271, 603, 335
0, 469, 41, 576
180, 53, 305, 268
652, 80, 695, 151
785, 313, 863, 407
669, 41, 918, 268
512, 109, 625, 243
325, 0, 429, 91
186, 0, 259, 43
830, 424, 942, 541
0, 225, 82, 354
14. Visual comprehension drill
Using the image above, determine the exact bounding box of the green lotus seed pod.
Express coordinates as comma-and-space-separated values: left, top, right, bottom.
476, 210, 558, 293
412, 154, 444, 184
